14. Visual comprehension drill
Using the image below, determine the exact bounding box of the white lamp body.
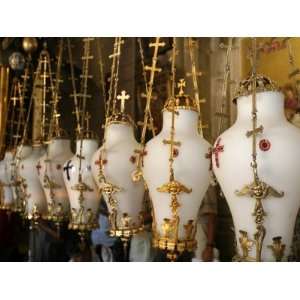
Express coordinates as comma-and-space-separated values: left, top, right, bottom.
14, 145, 32, 212
91, 123, 145, 237
143, 109, 211, 254
63, 139, 100, 231
19, 145, 47, 219
0, 151, 14, 210
213, 91, 300, 261
38, 138, 73, 222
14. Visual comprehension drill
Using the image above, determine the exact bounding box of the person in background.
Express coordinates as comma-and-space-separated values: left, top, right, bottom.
90, 199, 121, 262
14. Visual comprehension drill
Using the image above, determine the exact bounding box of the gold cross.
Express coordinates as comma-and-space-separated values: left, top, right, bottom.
246, 125, 264, 138
177, 79, 186, 96
163, 139, 181, 147
149, 39, 166, 50
186, 71, 202, 78
144, 65, 162, 73
140, 92, 157, 101
117, 90, 130, 113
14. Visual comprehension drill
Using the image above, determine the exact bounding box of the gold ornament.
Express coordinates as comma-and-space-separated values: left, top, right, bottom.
22, 37, 38, 54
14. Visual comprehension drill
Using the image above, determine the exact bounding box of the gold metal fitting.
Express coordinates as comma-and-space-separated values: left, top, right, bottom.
107, 112, 135, 127
233, 74, 279, 103
163, 79, 198, 112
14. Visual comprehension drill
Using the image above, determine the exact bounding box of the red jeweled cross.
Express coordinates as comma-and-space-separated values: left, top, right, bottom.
212, 138, 224, 168
36, 161, 42, 175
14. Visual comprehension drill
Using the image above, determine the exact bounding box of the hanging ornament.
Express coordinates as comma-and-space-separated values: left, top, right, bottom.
143, 39, 212, 263
91, 90, 145, 251
1, 77, 26, 212
63, 38, 100, 235
22, 37, 38, 55
213, 38, 300, 262
9, 52, 25, 71
18, 44, 55, 221
37, 39, 73, 225
92, 37, 146, 256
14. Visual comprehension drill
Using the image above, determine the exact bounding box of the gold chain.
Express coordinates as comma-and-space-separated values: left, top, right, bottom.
216, 38, 233, 137
187, 38, 205, 136
67, 38, 81, 135
96, 38, 107, 115
48, 38, 64, 139
137, 38, 156, 137
132, 37, 165, 182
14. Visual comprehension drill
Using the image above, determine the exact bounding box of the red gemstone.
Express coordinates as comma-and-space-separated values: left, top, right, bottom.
259, 139, 271, 151
173, 148, 179, 157
130, 156, 136, 164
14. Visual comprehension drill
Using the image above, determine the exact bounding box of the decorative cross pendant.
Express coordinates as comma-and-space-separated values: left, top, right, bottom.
212, 138, 224, 168
246, 125, 264, 138
63, 160, 73, 181
163, 139, 181, 147
117, 90, 130, 113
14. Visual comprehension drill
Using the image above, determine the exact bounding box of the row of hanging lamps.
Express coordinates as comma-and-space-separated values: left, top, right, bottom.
213, 38, 300, 261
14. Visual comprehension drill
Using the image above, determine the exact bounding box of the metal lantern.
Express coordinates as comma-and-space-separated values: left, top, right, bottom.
213, 74, 300, 261
143, 82, 211, 261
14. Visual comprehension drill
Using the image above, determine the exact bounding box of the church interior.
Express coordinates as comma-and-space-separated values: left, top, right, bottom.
1, 37, 300, 263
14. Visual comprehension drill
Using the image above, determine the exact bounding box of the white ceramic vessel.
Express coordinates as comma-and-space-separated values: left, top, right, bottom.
0, 151, 14, 210
14, 144, 32, 212
143, 92, 211, 257
63, 138, 100, 231
19, 144, 47, 220
91, 119, 145, 239
38, 138, 73, 222
213, 77, 300, 261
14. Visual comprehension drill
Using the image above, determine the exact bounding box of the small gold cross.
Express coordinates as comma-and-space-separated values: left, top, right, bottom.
117, 90, 130, 113
246, 125, 264, 138
163, 139, 181, 147
177, 79, 186, 96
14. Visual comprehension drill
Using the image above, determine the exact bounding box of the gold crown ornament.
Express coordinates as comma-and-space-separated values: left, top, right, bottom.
233, 74, 279, 103
163, 79, 198, 112
107, 90, 135, 126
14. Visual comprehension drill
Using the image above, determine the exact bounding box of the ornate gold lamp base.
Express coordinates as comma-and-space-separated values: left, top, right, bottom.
152, 237, 197, 262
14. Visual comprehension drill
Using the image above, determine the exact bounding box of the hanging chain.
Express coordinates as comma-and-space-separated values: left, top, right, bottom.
216, 38, 233, 137
132, 37, 165, 182
111, 37, 124, 115
96, 38, 107, 115
48, 38, 64, 139
39, 44, 56, 144
187, 37, 206, 136
137, 37, 156, 137
67, 38, 81, 135
77, 37, 94, 177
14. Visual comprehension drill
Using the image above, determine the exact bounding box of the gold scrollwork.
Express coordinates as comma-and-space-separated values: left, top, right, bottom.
267, 236, 286, 262
68, 207, 98, 231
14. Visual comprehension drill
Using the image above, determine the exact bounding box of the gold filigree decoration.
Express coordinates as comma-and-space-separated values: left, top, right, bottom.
235, 39, 284, 262
267, 236, 286, 262
233, 74, 279, 103
69, 207, 97, 231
